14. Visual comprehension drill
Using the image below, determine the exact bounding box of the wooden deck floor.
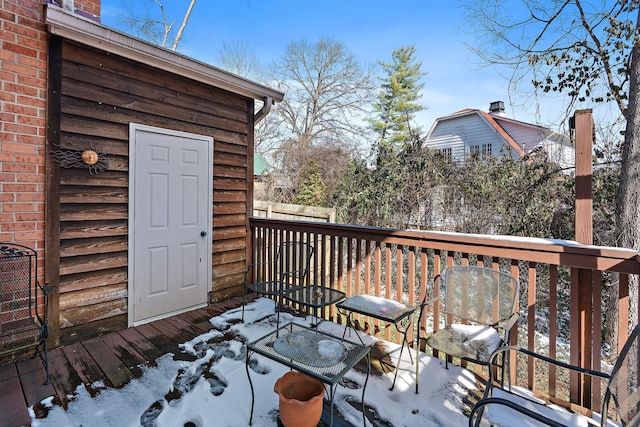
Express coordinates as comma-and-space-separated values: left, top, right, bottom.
0, 296, 251, 427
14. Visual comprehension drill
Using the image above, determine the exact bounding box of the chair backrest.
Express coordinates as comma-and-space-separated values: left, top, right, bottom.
604, 324, 640, 426
276, 241, 314, 285
442, 265, 519, 326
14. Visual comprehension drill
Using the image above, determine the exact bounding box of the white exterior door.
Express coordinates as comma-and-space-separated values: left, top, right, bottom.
129, 124, 213, 325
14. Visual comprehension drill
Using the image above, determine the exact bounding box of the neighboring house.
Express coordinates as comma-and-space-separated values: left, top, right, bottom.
1, 0, 283, 346
424, 101, 575, 170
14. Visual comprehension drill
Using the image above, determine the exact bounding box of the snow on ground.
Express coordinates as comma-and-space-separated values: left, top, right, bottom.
29, 298, 606, 427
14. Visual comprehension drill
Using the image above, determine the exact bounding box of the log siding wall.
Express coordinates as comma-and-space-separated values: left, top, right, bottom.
48, 39, 253, 345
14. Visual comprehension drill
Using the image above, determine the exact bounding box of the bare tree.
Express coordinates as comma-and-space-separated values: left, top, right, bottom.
117, 0, 196, 51
266, 37, 376, 202
271, 37, 376, 150
466, 0, 640, 347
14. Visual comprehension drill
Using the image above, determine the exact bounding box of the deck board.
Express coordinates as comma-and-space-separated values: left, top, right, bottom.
134, 323, 181, 357
15, 357, 55, 406
0, 376, 31, 426
0, 301, 246, 425
82, 336, 134, 388
100, 331, 148, 377
46, 348, 80, 409
116, 327, 164, 365
62, 341, 114, 391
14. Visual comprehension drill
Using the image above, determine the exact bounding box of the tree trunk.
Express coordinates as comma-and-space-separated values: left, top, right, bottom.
612, 11, 640, 349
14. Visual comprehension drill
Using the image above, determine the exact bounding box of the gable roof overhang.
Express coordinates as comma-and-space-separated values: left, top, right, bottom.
45, 5, 284, 105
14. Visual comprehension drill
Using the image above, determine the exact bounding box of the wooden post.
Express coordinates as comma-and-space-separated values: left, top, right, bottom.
570, 109, 594, 408
574, 109, 593, 245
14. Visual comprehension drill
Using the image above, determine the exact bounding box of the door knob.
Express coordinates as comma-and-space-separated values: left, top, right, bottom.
200, 231, 208, 237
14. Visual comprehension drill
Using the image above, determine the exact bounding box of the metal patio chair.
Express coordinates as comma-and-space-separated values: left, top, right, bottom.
415, 265, 520, 393
241, 241, 314, 329
0, 243, 53, 384
469, 324, 640, 426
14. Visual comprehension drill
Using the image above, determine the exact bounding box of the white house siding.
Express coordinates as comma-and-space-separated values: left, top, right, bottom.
426, 114, 508, 163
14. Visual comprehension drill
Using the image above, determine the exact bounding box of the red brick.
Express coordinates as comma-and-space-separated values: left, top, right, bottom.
0, 91, 16, 102
4, 82, 38, 97
2, 143, 38, 155
4, 61, 37, 77
3, 163, 36, 173
17, 74, 45, 89
4, 103, 38, 116
0, 69, 17, 81
0, 194, 15, 203
17, 115, 44, 127
17, 34, 46, 51
15, 154, 44, 165
4, 183, 38, 192
4, 123, 39, 135
14, 231, 44, 241
2, 41, 37, 58
16, 193, 43, 202
3, 21, 39, 39
16, 134, 45, 145
17, 54, 45, 69
0, 112, 16, 123
16, 95, 45, 107
17, 173, 44, 183
15, 212, 42, 221
0, 9, 17, 22
0, 152, 16, 162
2, 203, 37, 212
0, 213, 15, 222
1, 221, 36, 231
0, 173, 17, 182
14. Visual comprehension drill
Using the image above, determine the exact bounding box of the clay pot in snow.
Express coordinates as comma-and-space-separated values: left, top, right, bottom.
274, 371, 325, 427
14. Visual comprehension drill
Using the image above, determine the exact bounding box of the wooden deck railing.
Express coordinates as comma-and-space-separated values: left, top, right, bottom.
249, 217, 640, 412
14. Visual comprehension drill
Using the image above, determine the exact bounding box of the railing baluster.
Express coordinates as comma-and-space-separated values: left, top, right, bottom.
549, 265, 558, 398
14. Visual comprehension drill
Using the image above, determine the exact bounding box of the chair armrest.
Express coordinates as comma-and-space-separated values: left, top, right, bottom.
469, 397, 567, 427
497, 313, 519, 332
483, 345, 610, 400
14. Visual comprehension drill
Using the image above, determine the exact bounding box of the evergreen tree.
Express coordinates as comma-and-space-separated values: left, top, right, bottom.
293, 161, 327, 206
367, 45, 427, 226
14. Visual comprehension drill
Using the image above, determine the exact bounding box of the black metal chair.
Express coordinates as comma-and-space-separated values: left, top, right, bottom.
415, 265, 520, 393
469, 324, 640, 427
0, 243, 53, 384
241, 241, 314, 329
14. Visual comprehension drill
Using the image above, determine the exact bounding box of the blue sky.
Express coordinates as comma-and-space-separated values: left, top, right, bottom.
99, 0, 590, 133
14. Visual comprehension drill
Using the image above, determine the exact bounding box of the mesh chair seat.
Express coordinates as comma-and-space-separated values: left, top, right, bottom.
246, 280, 285, 297
426, 324, 503, 363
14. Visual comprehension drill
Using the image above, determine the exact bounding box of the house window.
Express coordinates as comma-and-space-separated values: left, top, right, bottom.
482, 143, 492, 159
441, 148, 452, 163
469, 144, 492, 160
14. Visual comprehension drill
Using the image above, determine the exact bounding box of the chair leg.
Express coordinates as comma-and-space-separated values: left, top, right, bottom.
241, 290, 246, 322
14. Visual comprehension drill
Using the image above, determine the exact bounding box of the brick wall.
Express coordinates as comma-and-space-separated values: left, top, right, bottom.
0, 0, 101, 254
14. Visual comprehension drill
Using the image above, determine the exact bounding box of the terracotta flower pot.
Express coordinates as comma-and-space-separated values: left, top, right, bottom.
274, 371, 325, 427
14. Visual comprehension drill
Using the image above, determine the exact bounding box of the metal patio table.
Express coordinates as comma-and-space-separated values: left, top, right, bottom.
245, 322, 371, 427
337, 294, 416, 391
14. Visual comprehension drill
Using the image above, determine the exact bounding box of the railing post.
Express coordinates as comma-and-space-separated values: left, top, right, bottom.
569, 109, 595, 409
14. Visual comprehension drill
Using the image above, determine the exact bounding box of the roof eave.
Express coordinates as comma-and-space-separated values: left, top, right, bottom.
45, 5, 284, 103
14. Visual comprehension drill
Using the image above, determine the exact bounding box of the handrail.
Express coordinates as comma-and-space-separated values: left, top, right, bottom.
249, 217, 640, 414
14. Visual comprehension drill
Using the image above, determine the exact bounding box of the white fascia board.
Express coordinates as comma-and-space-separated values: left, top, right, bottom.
45, 5, 284, 103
